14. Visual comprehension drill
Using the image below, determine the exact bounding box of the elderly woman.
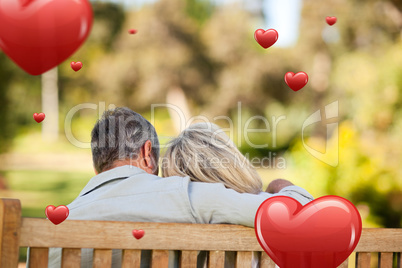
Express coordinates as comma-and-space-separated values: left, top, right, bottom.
162, 122, 265, 194
162, 122, 285, 267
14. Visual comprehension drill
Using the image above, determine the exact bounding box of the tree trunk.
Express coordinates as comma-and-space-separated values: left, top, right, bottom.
41, 67, 59, 142
166, 87, 192, 134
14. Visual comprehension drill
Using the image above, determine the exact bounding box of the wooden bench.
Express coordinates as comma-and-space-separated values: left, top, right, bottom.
1, 198, 401, 268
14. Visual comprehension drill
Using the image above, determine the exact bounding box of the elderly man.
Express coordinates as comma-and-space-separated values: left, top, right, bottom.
40, 107, 313, 267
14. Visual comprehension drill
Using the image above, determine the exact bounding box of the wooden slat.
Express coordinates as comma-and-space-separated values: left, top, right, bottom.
379, 252, 393, 268
260, 252, 276, 268
151, 250, 169, 268
236, 251, 253, 268
19, 218, 263, 251
357, 252, 371, 268
397, 252, 401, 268
208, 251, 225, 268
338, 258, 348, 268
30, 247, 49, 268
18, 219, 402, 252
356, 229, 402, 252
122, 249, 141, 268
0, 199, 21, 268
61, 248, 81, 268
180, 250, 198, 268
93, 249, 112, 268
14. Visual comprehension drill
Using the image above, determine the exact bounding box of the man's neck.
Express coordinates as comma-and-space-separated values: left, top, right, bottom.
102, 160, 137, 173
101, 159, 157, 175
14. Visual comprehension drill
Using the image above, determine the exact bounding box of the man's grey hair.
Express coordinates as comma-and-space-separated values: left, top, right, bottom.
91, 107, 160, 173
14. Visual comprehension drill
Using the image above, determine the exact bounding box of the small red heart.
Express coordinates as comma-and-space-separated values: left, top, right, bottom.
128, 29, 137, 34
33, 112, 45, 123
255, 196, 362, 268
284, 71, 308, 91
254, 29, 278, 49
45, 205, 69, 225
71, 61, 83, 72
326, 16, 337, 26
132, 229, 145, 239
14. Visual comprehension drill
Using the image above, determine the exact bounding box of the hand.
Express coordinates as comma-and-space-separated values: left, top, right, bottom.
266, 179, 294, 193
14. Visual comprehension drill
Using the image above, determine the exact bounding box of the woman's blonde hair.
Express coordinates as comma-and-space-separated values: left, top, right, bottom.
161, 122, 263, 194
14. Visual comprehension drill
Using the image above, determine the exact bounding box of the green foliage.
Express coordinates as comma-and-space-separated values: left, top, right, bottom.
0, 53, 42, 152
185, 0, 214, 26
91, 2, 126, 50
286, 122, 402, 227
0, 53, 15, 152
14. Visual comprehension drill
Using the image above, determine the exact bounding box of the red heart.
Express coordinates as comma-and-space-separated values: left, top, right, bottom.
326, 16, 337, 26
255, 196, 362, 268
33, 112, 45, 123
71, 61, 83, 72
0, 0, 93, 75
128, 29, 138, 34
132, 229, 145, 239
284, 71, 308, 91
45, 205, 69, 225
254, 29, 278, 49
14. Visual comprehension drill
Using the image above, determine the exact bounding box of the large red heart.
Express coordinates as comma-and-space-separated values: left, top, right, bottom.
254, 29, 278, 49
0, 0, 93, 75
45, 205, 69, 225
284, 71, 308, 91
255, 196, 362, 268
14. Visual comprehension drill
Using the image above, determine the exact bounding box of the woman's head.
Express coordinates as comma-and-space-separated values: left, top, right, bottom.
162, 122, 263, 194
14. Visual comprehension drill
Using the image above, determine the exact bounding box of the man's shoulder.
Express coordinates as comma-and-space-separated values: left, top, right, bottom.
66, 167, 196, 222
85, 165, 190, 190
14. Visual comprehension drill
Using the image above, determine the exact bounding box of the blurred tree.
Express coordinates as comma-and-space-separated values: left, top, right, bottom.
185, 0, 214, 26
90, 1, 126, 50
57, 1, 126, 116
85, 0, 218, 110
285, 0, 402, 227
0, 53, 16, 152
0, 53, 42, 151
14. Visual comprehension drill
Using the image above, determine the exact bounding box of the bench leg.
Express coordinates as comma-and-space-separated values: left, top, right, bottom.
0, 199, 22, 268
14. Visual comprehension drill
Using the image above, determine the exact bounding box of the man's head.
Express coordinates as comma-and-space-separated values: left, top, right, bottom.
91, 107, 160, 175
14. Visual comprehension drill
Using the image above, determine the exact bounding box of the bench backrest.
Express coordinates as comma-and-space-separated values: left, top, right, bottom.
1, 198, 401, 268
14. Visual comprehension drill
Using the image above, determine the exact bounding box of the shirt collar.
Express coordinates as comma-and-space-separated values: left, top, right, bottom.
78, 165, 147, 197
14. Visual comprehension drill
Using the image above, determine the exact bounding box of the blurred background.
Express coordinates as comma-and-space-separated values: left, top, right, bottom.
0, 0, 402, 249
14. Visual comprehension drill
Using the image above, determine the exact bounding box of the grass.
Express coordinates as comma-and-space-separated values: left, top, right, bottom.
2, 170, 93, 218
